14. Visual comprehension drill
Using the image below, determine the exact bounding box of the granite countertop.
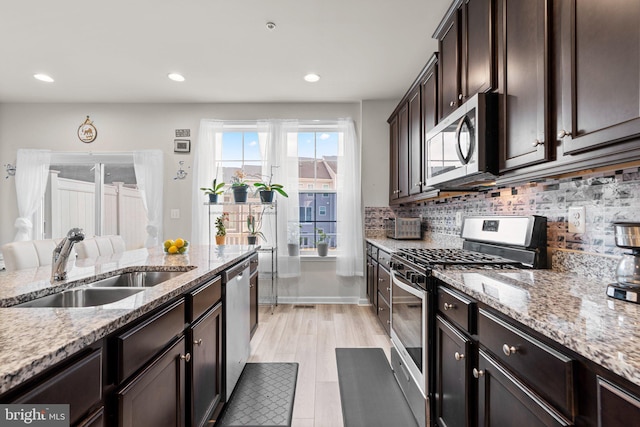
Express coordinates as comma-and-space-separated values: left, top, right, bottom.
366, 237, 640, 388
0, 244, 256, 395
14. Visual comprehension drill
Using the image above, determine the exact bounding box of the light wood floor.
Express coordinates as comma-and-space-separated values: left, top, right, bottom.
248, 304, 392, 427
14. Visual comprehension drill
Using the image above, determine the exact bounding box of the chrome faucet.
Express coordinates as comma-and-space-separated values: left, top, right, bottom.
51, 228, 85, 282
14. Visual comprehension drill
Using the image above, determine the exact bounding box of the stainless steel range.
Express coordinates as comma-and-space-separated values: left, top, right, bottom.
388, 215, 547, 427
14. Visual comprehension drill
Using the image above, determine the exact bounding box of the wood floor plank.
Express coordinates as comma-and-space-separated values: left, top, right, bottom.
248, 304, 392, 426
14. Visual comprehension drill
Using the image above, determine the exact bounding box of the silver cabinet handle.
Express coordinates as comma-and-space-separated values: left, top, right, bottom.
194, 339, 203, 346
473, 368, 484, 378
532, 139, 544, 147
454, 352, 465, 361
558, 129, 572, 139
458, 93, 464, 100
414, 182, 421, 187
387, 320, 391, 324
502, 344, 517, 356
180, 353, 191, 362
378, 307, 384, 312
449, 101, 456, 107
379, 278, 384, 282
444, 302, 456, 311
386, 287, 391, 292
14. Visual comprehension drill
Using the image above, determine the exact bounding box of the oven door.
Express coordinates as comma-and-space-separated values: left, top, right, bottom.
390, 270, 427, 396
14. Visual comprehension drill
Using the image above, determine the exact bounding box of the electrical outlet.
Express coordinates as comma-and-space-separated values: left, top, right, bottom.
568, 206, 586, 233
455, 212, 463, 227
170, 209, 180, 219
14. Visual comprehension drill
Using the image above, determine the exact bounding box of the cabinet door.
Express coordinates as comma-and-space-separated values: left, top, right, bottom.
377, 291, 391, 336
389, 115, 399, 202
398, 103, 410, 199
118, 336, 187, 427
462, 0, 495, 97
190, 304, 222, 427
559, 0, 640, 154
249, 271, 258, 337
439, 13, 461, 119
597, 376, 640, 427
476, 350, 572, 427
409, 87, 423, 195
498, 0, 550, 171
366, 256, 377, 307
435, 316, 474, 427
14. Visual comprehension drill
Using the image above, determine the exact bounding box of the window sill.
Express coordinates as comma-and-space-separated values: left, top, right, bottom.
299, 255, 337, 262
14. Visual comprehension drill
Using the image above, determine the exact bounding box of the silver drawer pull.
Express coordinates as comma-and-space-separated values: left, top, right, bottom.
378, 307, 384, 312
386, 287, 391, 292
379, 278, 384, 282
180, 353, 191, 362
473, 368, 484, 378
532, 139, 544, 147
502, 344, 518, 356
387, 320, 391, 324
557, 129, 571, 139
193, 339, 203, 346
454, 352, 465, 361
443, 302, 456, 311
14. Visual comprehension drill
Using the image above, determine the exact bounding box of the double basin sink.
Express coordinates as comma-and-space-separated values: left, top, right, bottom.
14, 271, 187, 308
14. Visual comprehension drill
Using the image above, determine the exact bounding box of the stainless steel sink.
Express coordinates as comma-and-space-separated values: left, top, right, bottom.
14, 288, 145, 308
84, 271, 186, 288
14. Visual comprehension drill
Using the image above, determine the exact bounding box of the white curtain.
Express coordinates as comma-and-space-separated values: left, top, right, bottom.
336, 119, 364, 276
192, 120, 224, 245
13, 149, 52, 241
133, 150, 164, 247
262, 120, 301, 278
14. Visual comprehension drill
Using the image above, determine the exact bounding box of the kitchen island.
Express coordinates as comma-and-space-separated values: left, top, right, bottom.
0, 244, 256, 396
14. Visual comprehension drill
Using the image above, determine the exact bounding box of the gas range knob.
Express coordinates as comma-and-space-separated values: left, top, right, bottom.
391, 262, 404, 271
411, 274, 425, 284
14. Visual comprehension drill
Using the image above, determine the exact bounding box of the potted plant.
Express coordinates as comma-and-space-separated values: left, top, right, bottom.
215, 213, 228, 245
253, 173, 288, 203
246, 214, 265, 245
316, 227, 329, 257
200, 178, 225, 203
231, 170, 249, 203
287, 223, 300, 256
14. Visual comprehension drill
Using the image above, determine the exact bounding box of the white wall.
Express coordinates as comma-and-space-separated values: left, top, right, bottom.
0, 100, 393, 302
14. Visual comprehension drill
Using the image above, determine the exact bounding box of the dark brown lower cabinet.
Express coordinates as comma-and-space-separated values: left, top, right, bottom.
435, 316, 474, 427
117, 336, 187, 427
377, 291, 390, 336
597, 376, 640, 426
249, 270, 258, 338
476, 349, 572, 427
12, 348, 103, 426
189, 303, 223, 427
77, 407, 105, 427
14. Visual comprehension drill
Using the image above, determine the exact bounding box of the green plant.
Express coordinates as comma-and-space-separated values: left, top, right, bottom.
200, 178, 225, 195
253, 172, 288, 197
231, 170, 248, 187
246, 214, 266, 241
315, 227, 328, 243
215, 213, 228, 237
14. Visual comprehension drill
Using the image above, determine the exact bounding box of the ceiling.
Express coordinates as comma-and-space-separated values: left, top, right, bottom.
0, 0, 450, 103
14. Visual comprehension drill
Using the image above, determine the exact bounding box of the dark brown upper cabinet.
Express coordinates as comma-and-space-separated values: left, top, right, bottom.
497, 0, 551, 172
389, 116, 399, 202
389, 106, 409, 202
435, 0, 495, 120
559, 0, 640, 154
409, 86, 422, 196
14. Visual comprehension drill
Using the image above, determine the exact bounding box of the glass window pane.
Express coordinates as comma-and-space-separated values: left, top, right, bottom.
244, 132, 262, 161
221, 132, 243, 161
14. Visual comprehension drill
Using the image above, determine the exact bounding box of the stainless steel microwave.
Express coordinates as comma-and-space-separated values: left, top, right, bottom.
424, 93, 498, 188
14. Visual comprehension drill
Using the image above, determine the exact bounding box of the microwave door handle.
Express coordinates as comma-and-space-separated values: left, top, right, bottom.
455, 115, 473, 165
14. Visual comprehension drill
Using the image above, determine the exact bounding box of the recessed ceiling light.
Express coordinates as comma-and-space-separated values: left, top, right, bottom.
304, 73, 320, 83
168, 73, 185, 82
34, 73, 54, 83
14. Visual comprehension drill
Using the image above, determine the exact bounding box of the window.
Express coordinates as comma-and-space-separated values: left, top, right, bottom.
296, 131, 339, 253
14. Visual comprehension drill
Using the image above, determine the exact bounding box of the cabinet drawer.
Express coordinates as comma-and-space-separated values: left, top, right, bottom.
114, 299, 185, 384
368, 245, 379, 259
438, 286, 477, 334
378, 266, 391, 304
13, 349, 102, 426
377, 291, 391, 336
378, 249, 392, 270
478, 308, 575, 419
188, 276, 221, 323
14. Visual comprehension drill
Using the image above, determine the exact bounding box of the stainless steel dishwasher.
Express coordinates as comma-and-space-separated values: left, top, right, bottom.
223, 258, 251, 399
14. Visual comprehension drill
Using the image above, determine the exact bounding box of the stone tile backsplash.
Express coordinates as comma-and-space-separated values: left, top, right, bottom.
365, 165, 640, 258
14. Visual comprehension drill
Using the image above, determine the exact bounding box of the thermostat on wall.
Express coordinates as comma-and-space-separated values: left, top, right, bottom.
174, 139, 190, 153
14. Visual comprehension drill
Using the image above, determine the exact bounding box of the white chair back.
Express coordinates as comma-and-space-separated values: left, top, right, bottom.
1, 239, 69, 272
75, 235, 126, 259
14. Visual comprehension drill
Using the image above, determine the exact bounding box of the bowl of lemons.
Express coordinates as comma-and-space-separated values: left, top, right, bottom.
163, 238, 189, 255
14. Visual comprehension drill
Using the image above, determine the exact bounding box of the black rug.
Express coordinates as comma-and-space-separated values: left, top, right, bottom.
216, 363, 298, 427
336, 348, 418, 427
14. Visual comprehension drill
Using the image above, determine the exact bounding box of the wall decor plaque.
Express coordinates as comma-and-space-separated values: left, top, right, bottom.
78, 116, 97, 143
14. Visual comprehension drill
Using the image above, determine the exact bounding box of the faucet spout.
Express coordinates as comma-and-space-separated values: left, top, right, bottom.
51, 228, 85, 282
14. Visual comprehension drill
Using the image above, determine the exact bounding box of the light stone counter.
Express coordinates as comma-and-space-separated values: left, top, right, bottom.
366, 238, 640, 388
0, 244, 256, 395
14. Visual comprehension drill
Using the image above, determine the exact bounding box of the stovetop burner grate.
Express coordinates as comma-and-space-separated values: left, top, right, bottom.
395, 248, 522, 269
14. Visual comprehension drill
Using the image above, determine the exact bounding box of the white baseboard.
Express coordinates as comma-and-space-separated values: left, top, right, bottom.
262, 295, 361, 305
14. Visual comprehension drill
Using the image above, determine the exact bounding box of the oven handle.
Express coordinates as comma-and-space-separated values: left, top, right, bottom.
391, 270, 425, 298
